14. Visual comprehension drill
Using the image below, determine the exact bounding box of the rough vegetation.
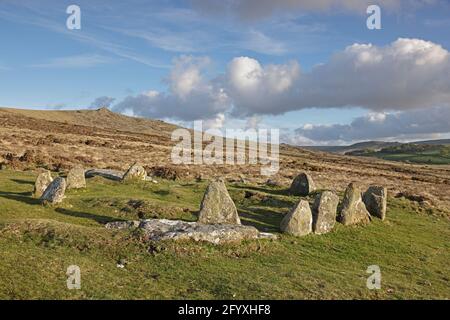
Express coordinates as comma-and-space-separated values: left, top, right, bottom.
1, 108, 448, 216
0, 169, 449, 299
0, 107, 449, 299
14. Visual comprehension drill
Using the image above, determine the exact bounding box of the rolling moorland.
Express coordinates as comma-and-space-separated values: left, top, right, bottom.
0, 107, 449, 299
307, 140, 450, 165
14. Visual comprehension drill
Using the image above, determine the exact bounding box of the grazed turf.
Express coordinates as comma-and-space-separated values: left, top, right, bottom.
0, 170, 449, 299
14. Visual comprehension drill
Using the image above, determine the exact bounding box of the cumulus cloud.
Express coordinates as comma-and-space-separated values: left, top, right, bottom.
113, 55, 231, 121
293, 106, 450, 144
232, 38, 450, 116
112, 38, 450, 142
89, 96, 116, 109
227, 56, 300, 116
190, 0, 439, 21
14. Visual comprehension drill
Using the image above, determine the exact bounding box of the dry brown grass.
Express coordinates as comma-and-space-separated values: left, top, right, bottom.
1, 106, 449, 215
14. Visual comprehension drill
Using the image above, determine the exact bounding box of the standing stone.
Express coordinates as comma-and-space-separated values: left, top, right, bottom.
289, 172, 316, 196
198, 178, 240, 225
122, 163, 147, 182
40, 177, 66, 205
33, 170, 53, 198
312, 191, 339, 234
66, 166, 86, 189
363, 186, 387, 220
338, 183, 371, 226
280, 200, 312, 236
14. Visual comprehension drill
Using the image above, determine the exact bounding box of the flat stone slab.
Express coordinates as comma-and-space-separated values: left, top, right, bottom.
106, 219, 277, 244
85, 169, 124, 181
85, 169, 155, 182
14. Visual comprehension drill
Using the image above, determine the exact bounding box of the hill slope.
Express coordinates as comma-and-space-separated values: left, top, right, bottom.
1, 107, 449, 213
0, 107, 449, 299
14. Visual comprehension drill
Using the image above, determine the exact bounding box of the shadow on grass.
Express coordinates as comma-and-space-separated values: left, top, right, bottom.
55, 208, 122, 224
10, 179, 34, 186
0, 191, 39, 205
238, 207, 284, 232
233, 185, 290, 197
154, 190, 170, 196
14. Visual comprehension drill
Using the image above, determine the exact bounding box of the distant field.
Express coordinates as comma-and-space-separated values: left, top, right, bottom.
347, 144, 450, 165
0, 170, 449, 299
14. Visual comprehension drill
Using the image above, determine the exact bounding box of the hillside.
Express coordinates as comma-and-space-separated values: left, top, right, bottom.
304, 141, 401, 154
1, 107, 449, 214
347, 143, 450, 165
0, 169, 449, 299
306, 139, 450, 165
0, 107, 449, 299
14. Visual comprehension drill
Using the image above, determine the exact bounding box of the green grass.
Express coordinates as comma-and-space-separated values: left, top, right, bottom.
348, 144, 450, 165
0, 169, 449, 299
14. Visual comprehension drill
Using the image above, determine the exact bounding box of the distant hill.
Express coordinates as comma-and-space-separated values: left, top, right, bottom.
304, 141, 401, 154
411, 139, 450, 145
0, 107, 180, 137
305, 139, 450, 165
305, 139, 450, 154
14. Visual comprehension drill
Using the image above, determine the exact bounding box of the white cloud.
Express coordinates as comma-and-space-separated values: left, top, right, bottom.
31, 54, 115, 68
203, 113, 226, 130
293, 106, 450, 144
229, 38, 450, 117
227, 56, 300, 115
112, 38, 450, 143
89, 96, 116, 109
113, 55, 231, 121
168, 56, 211, 98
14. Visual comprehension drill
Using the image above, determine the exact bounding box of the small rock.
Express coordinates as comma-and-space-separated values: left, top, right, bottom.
66, 166, 86, 189
266, 179, 282, 187
338, 183, 371, 226
33, 170, 53, 198
198, 178, 241, 225
40, 177, 66, 205
122, 163, 147, 182
363, 186, 387, 220
105, 220, 140, 229
312, 191, 339, 234
280, 200, 312, 236
289, 172, 316, 196
238, 174, 247, 184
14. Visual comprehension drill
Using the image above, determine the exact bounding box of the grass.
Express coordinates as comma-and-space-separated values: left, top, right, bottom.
0, 169, 449, 299
348, 144, 450, 165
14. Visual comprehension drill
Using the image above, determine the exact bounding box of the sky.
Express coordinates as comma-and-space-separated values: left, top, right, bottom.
0, 0, 450, 145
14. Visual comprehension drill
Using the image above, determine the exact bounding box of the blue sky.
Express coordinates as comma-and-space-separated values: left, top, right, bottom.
1, 0, 450, 145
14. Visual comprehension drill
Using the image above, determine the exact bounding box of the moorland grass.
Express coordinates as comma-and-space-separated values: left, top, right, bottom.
0, 169, 449, 299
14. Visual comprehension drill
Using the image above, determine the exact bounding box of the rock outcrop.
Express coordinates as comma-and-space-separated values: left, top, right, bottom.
122, 163, 147, 182
198, 179, 241, 224
280, 200, 312, 236
338, 183, 371, 226
106, 219, 277, 244
312, 191, 339, 234
363, 186, 387, 220
66, 166, 86, 189
40, 177, 66, 205
289, 172, 316, 196
33, 170, 53, 198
